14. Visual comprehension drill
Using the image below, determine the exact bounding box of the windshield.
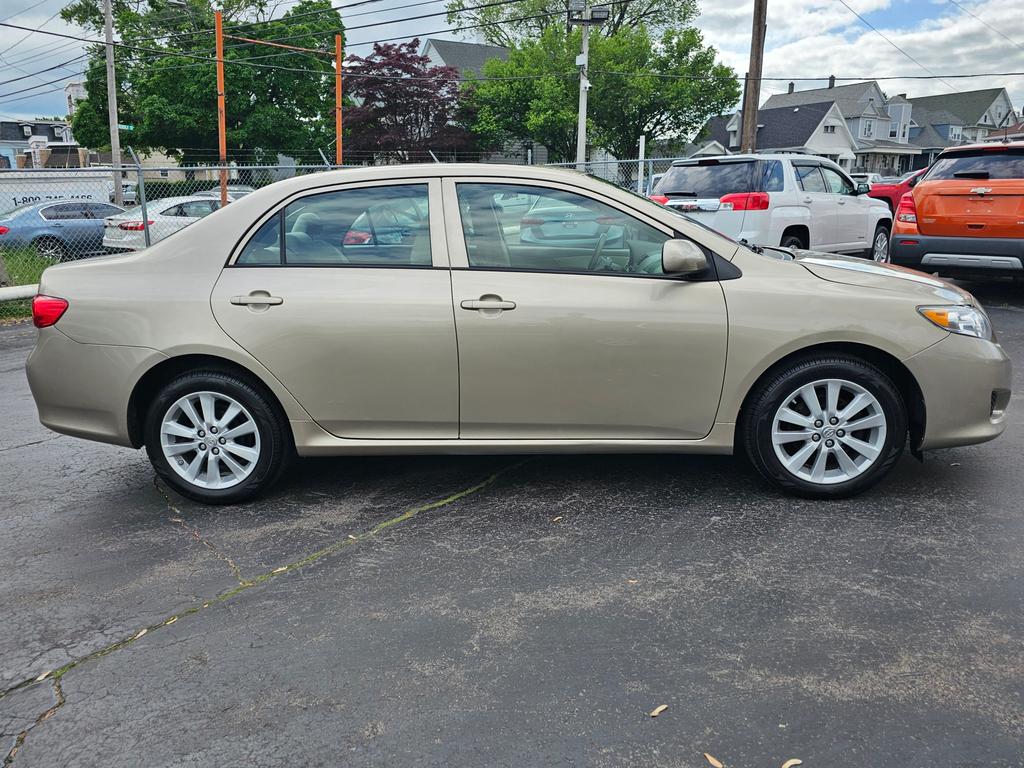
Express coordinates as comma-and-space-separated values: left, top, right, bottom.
655, 161, 757, 197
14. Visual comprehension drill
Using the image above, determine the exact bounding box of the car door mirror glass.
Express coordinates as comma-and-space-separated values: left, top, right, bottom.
662, 239, 709, 276
856, 182, 871, 195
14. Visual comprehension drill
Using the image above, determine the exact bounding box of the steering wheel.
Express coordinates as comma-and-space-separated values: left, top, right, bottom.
586, 232, 610, 272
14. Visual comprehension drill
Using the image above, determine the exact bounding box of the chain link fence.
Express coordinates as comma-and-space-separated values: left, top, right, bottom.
0, 156, 686, 318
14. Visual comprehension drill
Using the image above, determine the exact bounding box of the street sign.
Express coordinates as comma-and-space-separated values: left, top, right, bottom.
117, 124, 134, 131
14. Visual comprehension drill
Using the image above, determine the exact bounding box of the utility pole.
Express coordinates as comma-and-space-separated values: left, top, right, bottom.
568, 1, 609, 171
740, 0, 767, 154
103, 0, 122, 205
215, 11, 227, 206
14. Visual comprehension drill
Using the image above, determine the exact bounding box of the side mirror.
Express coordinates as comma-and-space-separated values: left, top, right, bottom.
856, 182, 871, 195
662, 239, 709, 276
907, 174, 920, 188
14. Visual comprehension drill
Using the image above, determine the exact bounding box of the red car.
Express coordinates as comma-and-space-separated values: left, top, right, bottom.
868, 168, 927, 213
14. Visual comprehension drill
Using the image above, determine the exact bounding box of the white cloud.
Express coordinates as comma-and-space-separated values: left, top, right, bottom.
698, 0, 1024, 107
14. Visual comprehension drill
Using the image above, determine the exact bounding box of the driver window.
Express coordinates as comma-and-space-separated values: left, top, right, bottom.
455, 183, 670, 275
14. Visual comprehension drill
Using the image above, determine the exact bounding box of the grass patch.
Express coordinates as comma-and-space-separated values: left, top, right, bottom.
1, 247, 51, 286
0, 299, 31, 321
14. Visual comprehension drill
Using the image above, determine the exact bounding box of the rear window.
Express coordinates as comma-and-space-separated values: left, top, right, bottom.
656, 161, 758, 198
927, 149, 1024, 180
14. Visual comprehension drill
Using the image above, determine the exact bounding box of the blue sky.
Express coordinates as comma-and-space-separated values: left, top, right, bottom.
0, 0, 1021, 122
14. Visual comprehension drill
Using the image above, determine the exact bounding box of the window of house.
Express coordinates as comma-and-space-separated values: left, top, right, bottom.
823, 125, 836, 134
889, 122, 898, 138
862, 121, 874, 138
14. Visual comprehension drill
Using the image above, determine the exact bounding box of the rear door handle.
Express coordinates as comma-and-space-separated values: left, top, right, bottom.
231, 293, 283, 306
460, 298, 516, 311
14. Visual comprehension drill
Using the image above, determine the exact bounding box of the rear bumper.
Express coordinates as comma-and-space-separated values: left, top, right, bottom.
904, 333, 1012, 450
890, 234, 1024, 277
26, 327, 165, 447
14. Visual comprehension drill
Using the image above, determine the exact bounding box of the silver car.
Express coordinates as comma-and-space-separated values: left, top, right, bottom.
26, 164, 1011, 504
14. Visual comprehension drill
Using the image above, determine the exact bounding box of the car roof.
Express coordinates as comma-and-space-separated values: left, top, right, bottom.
669, 153, 843, 166
938, 140, 1024, 155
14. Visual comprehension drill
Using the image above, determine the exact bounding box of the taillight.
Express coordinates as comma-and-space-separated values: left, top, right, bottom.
719, 192, 770, 211
117, 220, 153, 231
32, 294, 68, 328
896, 192, 917, 224
649, 195, 670, 205
0, 225, 8, 235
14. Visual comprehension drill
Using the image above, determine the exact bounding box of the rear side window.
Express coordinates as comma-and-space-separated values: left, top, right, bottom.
236, 184, 431, 267
656, 161, 756, 197
761, 160, 784, 192
927, 149, 1024, 180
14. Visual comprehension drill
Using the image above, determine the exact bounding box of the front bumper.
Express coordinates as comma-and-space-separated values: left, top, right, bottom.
26, 327, 165, 447
890, 234, 1024, 277
904, 332, 1012, 450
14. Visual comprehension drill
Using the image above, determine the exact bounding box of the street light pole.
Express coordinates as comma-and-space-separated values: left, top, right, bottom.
740, 0, 768, 153
568, 2, 609, 172
102, 0, 122, 206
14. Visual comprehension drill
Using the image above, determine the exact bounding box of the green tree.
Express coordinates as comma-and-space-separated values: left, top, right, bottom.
467, 24, 739, 162
444, 0, 697, 47
63, 0, 344, 164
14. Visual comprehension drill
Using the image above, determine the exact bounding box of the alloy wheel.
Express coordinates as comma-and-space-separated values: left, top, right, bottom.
872, 230, 890, 262
771, 378, 887, 485
160, 391, 261, 489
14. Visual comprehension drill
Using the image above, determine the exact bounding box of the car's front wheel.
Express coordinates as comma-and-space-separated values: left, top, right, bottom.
742, 354, 907, 498
144, 370, 292, 504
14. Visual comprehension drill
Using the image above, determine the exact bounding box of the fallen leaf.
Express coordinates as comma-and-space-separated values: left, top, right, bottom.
272, 566, 288, 574
348, 534, 357, 540
781, 761, 802, 768
35, 670, 51, 682
627, 579, 638, 584
649, 704, 667, 717
133, 629, 147, 640
552, 516, 563, 522
704, 753, 724, 768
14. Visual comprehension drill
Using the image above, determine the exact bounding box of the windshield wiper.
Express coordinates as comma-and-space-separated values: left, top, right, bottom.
740, 238, 764, 254
953, 171, 990, 179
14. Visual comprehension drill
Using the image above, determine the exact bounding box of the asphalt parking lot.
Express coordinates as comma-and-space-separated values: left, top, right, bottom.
2, 281, 1023, 768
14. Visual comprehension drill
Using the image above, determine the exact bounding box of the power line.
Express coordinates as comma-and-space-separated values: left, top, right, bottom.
947, 0, 1024, 53
833, 0, 959, 92
0, 0, 56, 24
0, 53, 88, 86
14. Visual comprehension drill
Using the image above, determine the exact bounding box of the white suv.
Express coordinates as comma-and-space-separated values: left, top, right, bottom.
651, 154, 893, 260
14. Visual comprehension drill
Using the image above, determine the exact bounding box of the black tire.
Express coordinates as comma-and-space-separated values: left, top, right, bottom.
741, 354, 907, 499
33, 236, 66, 261
866, 223, 890, 262
144, 369, 293, 504
780, 233, 805, 250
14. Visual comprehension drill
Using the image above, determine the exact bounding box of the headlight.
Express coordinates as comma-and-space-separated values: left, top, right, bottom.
918, 305, 994, 340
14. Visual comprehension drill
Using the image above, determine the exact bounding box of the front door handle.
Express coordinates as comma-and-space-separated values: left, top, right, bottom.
802, 197, 813, 204
231, 293, 283, 306
460, 296, 516, 311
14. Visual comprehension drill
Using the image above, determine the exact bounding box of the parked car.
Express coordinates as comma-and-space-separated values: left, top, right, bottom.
644, 172, 664, 197
651, 155, 893, 260
27, 164, 1009, 504
109, 182, 137, 205
196, 185, 255, 200
850, 172, 885, 187
103, 196, 223, 251
889, 142, 1024, 278
868, 168, 927, 213
0, 200, 124, 260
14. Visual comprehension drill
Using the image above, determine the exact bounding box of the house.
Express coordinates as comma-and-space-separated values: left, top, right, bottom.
64, 81, 86, 117
907, 88, 1018, 144
0, 120, 76, 169
762, 80, 921, 175
700, 101, 860, 168
421, 38, 509, 77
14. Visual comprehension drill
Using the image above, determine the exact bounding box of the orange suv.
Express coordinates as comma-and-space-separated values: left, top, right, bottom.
889, 142, 1024, 278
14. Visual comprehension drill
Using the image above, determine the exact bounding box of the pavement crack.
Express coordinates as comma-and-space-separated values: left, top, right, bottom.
155, 479, 248, 585
0, 435, 62, 454
0, 461, 522, 716
3, 678, 65, 767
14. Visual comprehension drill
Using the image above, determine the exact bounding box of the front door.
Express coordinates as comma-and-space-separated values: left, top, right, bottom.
445, 180, 729, 440
792, 163, 838, 250
211, 180, 459, 439
820, 166, 868, 250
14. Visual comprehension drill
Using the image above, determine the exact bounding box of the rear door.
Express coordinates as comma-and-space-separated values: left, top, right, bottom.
914, 147, 1024, 238
40, 203, 93, 255
792, 162, 838, 249
211, 179, 458, 439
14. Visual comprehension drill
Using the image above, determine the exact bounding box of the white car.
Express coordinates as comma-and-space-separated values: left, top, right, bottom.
196, 185, 255, 200
652, 155, 893, 260
850, 172, 885, 187
103, 196, 222, 251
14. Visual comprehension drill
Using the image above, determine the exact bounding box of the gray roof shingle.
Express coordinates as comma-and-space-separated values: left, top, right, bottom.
906, 88, 1005, 126
423, 38, 509, 76
762, 82, 882, 119
703, 102, 835, 151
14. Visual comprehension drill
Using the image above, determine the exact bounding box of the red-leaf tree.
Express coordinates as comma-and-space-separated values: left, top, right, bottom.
344, 39, 478, 162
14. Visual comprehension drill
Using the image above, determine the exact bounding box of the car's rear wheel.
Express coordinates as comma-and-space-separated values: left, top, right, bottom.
869, 224, 890, 262
33, 236, 66, 260
742, 354, 907, 498
144, 370, 292, 504
780, 233, 805, 250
